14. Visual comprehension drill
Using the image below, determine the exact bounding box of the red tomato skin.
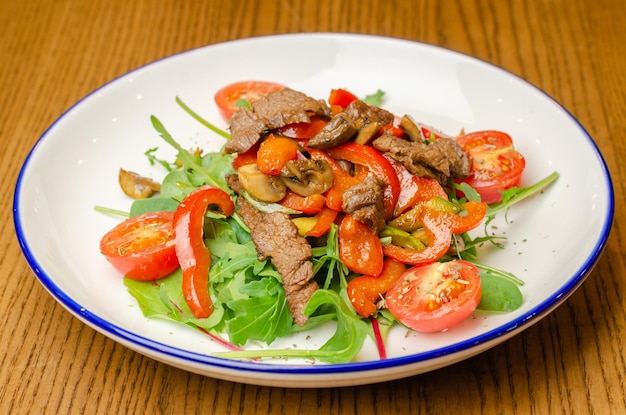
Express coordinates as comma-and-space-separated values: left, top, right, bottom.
100, 211, 178, 281
386, 260, 482, 333
214, 81, 284, 121
456, 130, 526, 204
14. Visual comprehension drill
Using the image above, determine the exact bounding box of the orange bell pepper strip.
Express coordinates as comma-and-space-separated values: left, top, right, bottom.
256, 134, 299, 176
307, 148, 367, 212
279, 191, 327, 214
382, 201, 486, 265
173, 186, 235, 319
305, 207, 339, 237
347, 258, 406, 318
339, 214, 384, 276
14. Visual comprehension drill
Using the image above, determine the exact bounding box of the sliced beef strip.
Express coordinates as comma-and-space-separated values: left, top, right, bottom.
226, 174, 317, 326
372, 132, 470, 184
343, 100, 395, 128
251, 87, 331, 129
224, 88, 331, 155
224, 109, 266, 154
342, 175, 386, 232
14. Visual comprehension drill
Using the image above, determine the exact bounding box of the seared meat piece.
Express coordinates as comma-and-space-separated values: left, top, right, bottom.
251, 87, 331, 129
224, 109, 266, 154
226, 174, 317, 326
236, 199, 318, 326
372, 132, 470, 184
343, 100, 395, 128
342, 175, 386, 232
224, 88, 331, 155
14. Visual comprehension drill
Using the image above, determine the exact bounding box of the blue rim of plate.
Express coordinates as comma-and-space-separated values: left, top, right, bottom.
12, 33, 615, 376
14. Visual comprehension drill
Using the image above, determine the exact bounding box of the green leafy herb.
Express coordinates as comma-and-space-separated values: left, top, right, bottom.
486, 172, 559, 217
175, 96, 231, 140
362, 89, 385, 106
214, 289, 369, 363
150, 115, 234, 193
477, 273, 524, 312
144, 147, 176, 172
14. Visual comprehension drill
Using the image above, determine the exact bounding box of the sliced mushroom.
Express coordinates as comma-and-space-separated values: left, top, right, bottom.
279, 159, 334, 197
237, 163, 287, 202
353, 120, 382, 145
398, 115, 424, 142
118, 168, 161, 199
307, 113, 357, 149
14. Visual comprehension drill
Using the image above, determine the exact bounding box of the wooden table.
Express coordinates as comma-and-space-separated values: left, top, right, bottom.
2, 0, 624, 413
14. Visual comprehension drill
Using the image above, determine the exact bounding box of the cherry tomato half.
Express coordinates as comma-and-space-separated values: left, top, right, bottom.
214, 81, 285, 121
100, 211, 178, 281
456, 130, 526, 204
385, 260, 482, 333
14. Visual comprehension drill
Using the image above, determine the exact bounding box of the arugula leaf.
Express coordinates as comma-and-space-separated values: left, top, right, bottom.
486, 171, 559, 217
213, 290, 369, 363
129, 196, 179, 217
311, 224, 349, 290
150, 115, 232, 193
124, 270, 225, 330
225, 277, 293, 345
144, 147, 176, 171
175, 96, 231, 140
477, 273, 524, 312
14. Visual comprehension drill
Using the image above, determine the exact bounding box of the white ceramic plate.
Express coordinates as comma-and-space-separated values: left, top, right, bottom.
14, 33, 613, 388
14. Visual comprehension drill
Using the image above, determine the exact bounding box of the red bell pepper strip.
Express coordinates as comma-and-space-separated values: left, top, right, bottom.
279, 191, 326, 214
382, 201, 486, 265
347, 258, 406, 318
275, 115, 329, 139
327, 143, 401, 219
384, 154, 448, 216
305, 207, 339, 237
256, 134, 299, 176
339, 214, 384, 276
381, 124, 405, 138
173, 186, 235, 319
231, 143, 258, 170
328, 88, 359, 108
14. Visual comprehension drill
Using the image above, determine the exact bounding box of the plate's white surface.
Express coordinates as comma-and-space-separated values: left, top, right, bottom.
13, 33, 613, 387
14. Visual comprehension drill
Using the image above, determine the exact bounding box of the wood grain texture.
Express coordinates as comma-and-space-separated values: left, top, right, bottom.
1, 0, 625, 414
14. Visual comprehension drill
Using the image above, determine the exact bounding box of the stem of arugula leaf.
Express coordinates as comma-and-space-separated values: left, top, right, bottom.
175, 96, 231, 140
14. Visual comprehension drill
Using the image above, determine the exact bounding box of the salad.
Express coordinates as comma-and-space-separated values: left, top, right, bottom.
98, 81, 558, 363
